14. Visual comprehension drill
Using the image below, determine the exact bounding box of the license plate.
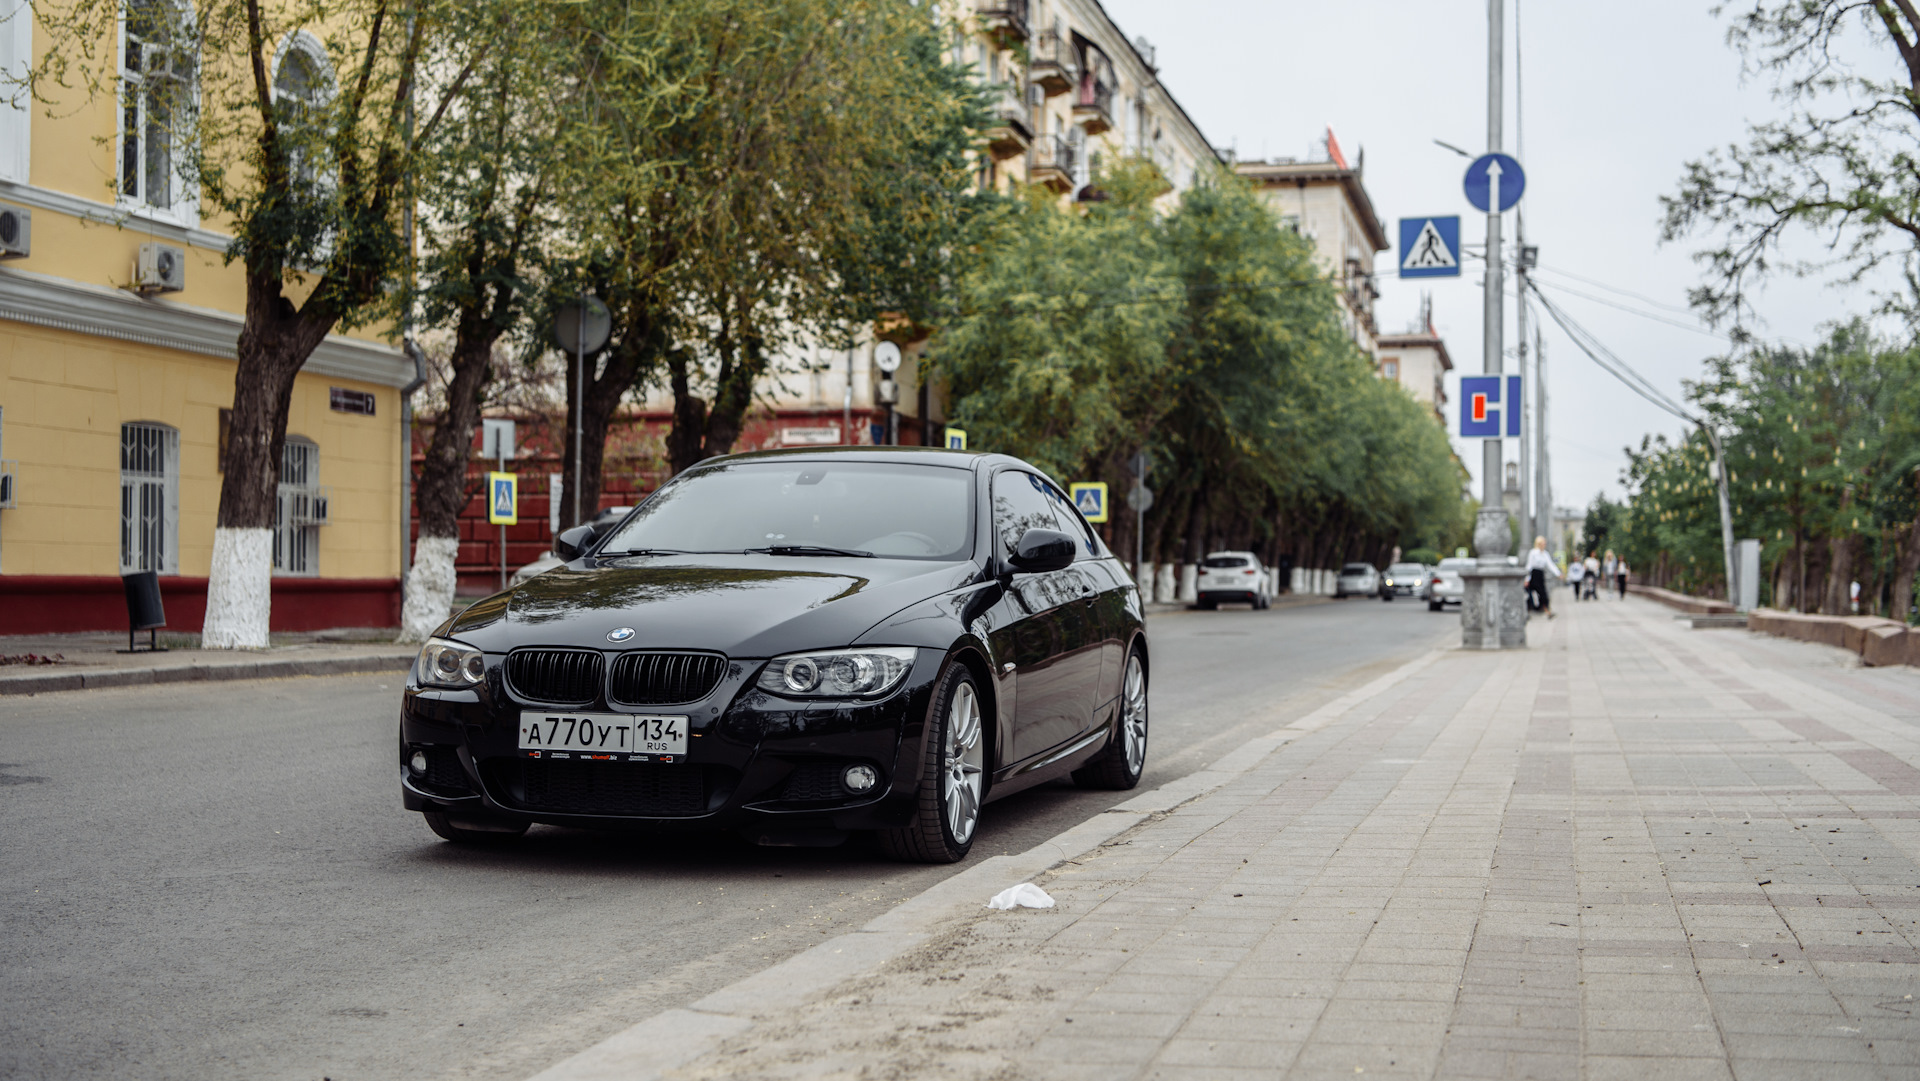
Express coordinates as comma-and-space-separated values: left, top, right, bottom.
518, 711, 688, 758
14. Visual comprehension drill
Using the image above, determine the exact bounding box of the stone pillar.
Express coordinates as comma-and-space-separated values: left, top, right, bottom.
1460, 507, 1529, 649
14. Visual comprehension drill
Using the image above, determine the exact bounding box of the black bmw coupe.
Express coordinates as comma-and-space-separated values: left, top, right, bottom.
400, 446, 1149, 863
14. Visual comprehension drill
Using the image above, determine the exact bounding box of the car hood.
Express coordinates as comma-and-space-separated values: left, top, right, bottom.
442, 555, 979, 658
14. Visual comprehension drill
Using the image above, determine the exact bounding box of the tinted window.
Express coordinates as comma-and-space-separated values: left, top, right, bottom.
1342, 563, 1374, 574
601, 461, 972, 560
1439, 558, 1475, 569
992, 471, 1061, 556
1204, 556, 1250, 569
1388, 563, 1424, 576
1037, 477, 1097, 554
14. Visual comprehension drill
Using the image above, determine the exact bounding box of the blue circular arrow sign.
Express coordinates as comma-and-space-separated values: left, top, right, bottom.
1463, 153, 1525, 212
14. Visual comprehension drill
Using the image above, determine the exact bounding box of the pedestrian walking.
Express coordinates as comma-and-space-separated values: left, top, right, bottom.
1583, 553, 1601, 600
1526, 536, 1560, 619
1615, 557, 1630, 600
1603, 550, 1617, 598
1567, 556, 1586, 602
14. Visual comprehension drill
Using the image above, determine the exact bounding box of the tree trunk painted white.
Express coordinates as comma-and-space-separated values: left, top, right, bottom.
1290, 567, 1305, 594
1154, 563, 1176, 604
398, 535, 462, 643
201, 527, 273, 649
1136, 562, 1153, 598
1177, 563, 1197, 603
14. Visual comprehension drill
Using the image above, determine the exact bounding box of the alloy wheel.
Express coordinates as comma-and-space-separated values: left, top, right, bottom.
944, 681, 984, 844
1121, 654, 1148, 774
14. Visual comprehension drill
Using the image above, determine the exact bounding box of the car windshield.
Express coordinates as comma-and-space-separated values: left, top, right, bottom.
1203, 556, 1249, 569
1388, 563, 1424, 576
1341, 564, 1373, 574
598, 460, 973, 560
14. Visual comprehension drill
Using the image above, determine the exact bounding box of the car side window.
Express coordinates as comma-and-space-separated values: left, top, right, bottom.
1035, 477, 1097, 556
992, 471, 1060, 557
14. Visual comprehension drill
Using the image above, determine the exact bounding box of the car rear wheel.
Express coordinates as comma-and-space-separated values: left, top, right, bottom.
1428, 600, 1444, 612
422, 811, 529, 845
880, 660, 983, 864
1074, 647, 1147, 791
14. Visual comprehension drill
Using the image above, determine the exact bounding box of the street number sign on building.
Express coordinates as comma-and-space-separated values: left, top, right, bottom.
944, 428, 967, 450
1459, 374, 1523, 439
1070, 482, 1109, 523
1398, 217, 1460, 278
1463, 153, 1526, 212
488, 472, 518, 525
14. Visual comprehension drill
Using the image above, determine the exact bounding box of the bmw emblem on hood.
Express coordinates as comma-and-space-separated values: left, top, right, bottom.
607, 627, 636, 643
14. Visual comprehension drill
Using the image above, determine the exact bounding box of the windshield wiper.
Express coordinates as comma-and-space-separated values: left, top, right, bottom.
604, 548, 690, 556
745, 545, 875, 558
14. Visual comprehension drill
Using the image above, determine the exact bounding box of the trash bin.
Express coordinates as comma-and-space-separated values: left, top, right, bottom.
120, 570, 168, 653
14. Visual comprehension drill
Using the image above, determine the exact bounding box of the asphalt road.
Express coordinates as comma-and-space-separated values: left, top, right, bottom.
0, 595, 1452, 1081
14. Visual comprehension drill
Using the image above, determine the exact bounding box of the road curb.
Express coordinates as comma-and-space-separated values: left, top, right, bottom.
0, 652, 415, 696
524, 646, 1448, 1081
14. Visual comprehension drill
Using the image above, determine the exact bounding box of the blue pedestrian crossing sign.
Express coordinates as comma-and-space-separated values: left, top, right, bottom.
488, 472, 518, 525
1070, 482, 1109, 524
1398, 217, 1460, 278
1459, 375, 1523, 439
944, 428, 967, 450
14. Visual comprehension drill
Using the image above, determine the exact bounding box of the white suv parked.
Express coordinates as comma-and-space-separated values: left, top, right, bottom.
1196, 551, 1271, 610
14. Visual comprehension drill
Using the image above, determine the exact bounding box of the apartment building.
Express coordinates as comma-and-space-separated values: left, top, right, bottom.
1234, 133, 1389, 360
1377, 299, 1454, 423
0, 3, 412, 633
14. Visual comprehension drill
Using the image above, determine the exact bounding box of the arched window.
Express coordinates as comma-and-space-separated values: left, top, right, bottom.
120, 421, 179, 574
274, 435, 324, 575
271, 31, 333, 189
120, 0, 196, 217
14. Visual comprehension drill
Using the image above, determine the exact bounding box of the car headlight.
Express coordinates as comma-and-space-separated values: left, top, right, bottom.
757, 647, 917, 698
415, 637, 486, 689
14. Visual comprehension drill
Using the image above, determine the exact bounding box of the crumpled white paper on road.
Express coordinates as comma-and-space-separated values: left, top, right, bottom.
985, 883, 1055, 910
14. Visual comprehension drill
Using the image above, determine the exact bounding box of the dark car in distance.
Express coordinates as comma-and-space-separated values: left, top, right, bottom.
400, 447, 1149, 863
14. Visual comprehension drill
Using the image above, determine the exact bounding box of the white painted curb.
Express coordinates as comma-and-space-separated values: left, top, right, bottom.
525, 647, 1447, 1081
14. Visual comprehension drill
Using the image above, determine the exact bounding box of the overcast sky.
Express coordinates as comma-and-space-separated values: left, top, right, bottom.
1099, 0, 1872, 517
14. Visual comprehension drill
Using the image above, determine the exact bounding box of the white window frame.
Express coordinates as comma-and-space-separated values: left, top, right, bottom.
0, 0, 32, 183
273, 435, 321, 577
116, 0, 199, 228
269, 31, 333, 184
120, 421, 179, 575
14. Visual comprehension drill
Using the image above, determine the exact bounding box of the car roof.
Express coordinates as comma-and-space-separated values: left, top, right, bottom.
697, 445, 1008, 471
1205, 550, 1257, 558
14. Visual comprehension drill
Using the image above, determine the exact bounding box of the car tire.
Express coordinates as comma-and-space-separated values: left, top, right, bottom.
880, 659, 984, 864
1428, 600, 1443, 612
422, 811, 528, 845
1073, 646, 1147, 791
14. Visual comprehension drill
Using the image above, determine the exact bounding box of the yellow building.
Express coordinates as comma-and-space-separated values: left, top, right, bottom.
0, 2, 411, 633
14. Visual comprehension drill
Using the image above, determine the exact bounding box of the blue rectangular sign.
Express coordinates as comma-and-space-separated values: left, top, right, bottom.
1460, 374, 1522, 439
1398, 217, 1461, 279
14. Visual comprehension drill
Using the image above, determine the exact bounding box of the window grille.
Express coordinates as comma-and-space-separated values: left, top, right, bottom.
120, 421, 179, 574
274, 437, 326, 576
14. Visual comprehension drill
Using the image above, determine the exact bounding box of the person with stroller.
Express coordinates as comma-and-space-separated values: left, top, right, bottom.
1583, 552, 1601, 600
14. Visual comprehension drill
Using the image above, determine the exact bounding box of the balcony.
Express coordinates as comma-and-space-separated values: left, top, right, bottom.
1028, 134, 1075, 193
1028, 31, 1076, 97
975, 0, 1028, 47
1073, 76, 1113, 135
985, 82, 1031, 160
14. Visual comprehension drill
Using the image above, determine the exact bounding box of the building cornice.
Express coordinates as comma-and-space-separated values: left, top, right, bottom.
0, 178, 233, 252
1235, 162, 1389, 253
0, 263, 412, 388
1377, 332, 1454, 372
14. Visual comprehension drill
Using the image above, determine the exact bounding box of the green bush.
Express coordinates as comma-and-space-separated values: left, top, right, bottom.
1403, 547, 1441, 566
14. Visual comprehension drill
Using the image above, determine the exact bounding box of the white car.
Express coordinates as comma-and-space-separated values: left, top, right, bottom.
509, 505, 633, 587
1427, 557, 1473, 610
1382, 562, 1429, 602
1334, 562, 1380, 599
1196, 550, 1271, 610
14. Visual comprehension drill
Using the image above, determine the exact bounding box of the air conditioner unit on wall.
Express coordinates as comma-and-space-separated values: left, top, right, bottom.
0, 204, 28, 259
136, 242, 186, 294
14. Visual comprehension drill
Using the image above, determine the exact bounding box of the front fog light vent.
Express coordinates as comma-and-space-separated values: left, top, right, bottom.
409, 751, 429, 774
842, 763, 879, 793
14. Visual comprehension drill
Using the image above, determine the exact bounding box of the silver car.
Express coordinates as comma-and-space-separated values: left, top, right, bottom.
1427, 557, 1473, 610
1334, 562, 1380, 599
1382, 562, 1429, 602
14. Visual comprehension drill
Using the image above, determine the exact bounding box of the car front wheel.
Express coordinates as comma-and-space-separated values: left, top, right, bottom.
881, 660, 984, 864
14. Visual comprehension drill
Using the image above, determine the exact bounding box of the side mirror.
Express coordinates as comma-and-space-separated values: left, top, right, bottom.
1008, 528, 1076, 574
553, 524, 596, 561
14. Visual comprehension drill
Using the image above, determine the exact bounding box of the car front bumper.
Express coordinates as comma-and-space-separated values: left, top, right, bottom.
399, 648, 945, 837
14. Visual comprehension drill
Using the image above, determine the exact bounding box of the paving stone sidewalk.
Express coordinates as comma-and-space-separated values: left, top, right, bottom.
662, 597, 1920, 1081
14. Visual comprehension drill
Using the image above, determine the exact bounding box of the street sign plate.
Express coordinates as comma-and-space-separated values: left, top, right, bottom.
1459, 374, 1523, 439
1398, 217, 1461, 278
1070, 482, 1109, 523
944, 427, 967, 450
1464, 153, 1525, 212
1126, 484, 1153, 512
481, 417, 516, 460
488, 472, 518, 525
873, 341, 902, 374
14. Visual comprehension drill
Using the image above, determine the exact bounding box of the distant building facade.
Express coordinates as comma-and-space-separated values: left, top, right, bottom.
1376, 306, 1454, 423
1234, 132, 1389, 360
